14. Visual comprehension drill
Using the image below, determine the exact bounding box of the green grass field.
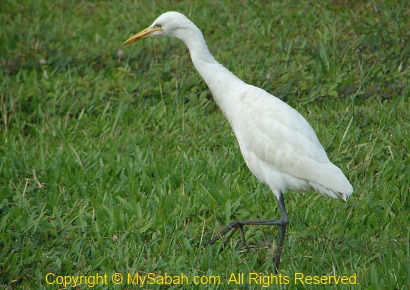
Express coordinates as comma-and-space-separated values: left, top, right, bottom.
1, 0, 409, 289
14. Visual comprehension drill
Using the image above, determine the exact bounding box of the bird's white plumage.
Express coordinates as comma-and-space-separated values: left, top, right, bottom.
128, 11, 353, 201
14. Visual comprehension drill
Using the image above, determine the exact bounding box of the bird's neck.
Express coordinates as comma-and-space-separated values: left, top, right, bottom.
177, 26, 245, 112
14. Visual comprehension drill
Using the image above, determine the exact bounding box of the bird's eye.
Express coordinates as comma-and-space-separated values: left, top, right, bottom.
154, 24, 162, 29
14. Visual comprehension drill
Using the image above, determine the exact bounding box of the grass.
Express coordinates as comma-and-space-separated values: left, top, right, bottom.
1, 0, 409, 289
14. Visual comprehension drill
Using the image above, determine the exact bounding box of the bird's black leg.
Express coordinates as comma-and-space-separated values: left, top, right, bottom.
273, 192, 288, 273
205, 192, 289, 273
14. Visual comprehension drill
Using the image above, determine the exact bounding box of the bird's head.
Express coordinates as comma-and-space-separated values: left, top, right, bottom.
124, 11, 193, 45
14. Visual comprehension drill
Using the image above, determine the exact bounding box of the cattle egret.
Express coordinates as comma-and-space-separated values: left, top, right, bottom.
124, 11, 353, 273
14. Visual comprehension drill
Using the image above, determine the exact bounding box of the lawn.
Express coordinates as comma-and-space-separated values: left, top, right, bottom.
1, 0, 409, 289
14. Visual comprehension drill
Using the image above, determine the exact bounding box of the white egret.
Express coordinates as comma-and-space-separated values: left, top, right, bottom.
124, 11, 353, 273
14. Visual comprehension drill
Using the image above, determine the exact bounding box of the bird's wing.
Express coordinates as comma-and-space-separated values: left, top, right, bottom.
231, 85, 352, 196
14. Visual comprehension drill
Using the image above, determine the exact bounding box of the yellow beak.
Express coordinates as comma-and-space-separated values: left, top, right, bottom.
123, 27, 161, 45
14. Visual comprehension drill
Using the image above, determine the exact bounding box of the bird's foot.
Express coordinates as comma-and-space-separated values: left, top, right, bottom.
204, 220, 248, 248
